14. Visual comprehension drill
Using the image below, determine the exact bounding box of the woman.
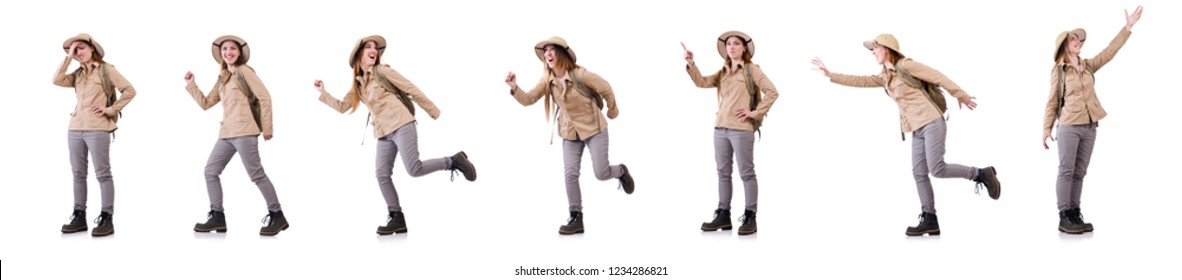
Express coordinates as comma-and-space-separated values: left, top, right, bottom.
313, 35, 477, 235
811, 33, 1001, 236
682, 31, 780, 236
503, 36, 635, 235
1043, 6, 1143, 234
53, 33, 137, 237
185, 35, 289, 236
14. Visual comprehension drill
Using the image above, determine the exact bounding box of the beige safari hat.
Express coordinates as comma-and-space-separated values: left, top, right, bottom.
1053, 28, 1087, 62
716, 31, 755, 59
863, 33, 901, 56
211, 35, 250, 64
62, 33, 105, 58
534, 36, 576, 63
350, 35, 387, 68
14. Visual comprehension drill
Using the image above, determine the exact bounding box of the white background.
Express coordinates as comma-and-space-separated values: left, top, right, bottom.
2, 0, 1179, 279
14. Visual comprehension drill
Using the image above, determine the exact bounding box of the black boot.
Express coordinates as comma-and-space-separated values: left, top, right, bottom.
376, 211, 408, 235
737, 210, 757, 236
700, 209, 732, 231
449, 151, 477, 182
259, 211, 289, 236
973, 167, 1002, 200
61, 210, 87, 234
1059, 210, 1086, 234
1071, 208, 1094, 232
618, 164, 634, 194
91, 212, 114, 237
194, 210, 227, 232
558, 211, 584, 235
905, 212, 940, 236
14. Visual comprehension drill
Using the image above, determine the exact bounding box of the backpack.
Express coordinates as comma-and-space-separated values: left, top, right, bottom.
714, 63, 763, 138
1054, 62, 1094, 124
221, 66, 262, 131
371, 64, 417, 116
546, 69, 605, 112
894, 58, 948, 117
72, 63, 121, 123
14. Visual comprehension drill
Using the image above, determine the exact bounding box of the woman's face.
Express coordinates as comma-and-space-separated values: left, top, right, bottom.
220, 41, 241, 65
542, 44, 559, 69
871, 43, 888, 65
1067, 34, 1084, 56
72, 41, 94, 63
725, 36, 746, 61
360, 41, 378, 68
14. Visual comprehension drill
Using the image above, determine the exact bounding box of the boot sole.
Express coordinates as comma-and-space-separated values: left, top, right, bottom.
376, 228, 408, 235
738, 230, 756, 236
558, 229, 584, 235
61, 227, 88, 234
91, 229, 114, 237
700, 225, 733, 231
1058, 226, 1086, 234
260, 223, 290, 236
194, 227, 228, 233
904, 230, 941, 236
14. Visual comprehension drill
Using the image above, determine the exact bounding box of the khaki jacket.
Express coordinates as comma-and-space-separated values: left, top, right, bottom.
186, 65, 274, 139
511, 67, 618, 141
319, 64, 439, 139
1043, 27, 1132, 135
686, 62, 780, 131
53, 57, 136, 132
829, 59, 969, 133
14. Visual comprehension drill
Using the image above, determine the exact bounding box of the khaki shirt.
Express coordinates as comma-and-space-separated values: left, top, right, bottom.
186, 65, 274, 139
1043, 27, 1132, 135
511, 67, 618, 141
53, 57, 136, 132
319, 64, 439, 139
829, 59, 969, 133
686, 62, 780, 131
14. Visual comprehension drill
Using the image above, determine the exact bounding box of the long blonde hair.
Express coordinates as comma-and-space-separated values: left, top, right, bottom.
543, 46, 579, 122
343, 41, 384, 114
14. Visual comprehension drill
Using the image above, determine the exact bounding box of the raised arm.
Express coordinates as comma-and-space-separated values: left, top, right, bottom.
508, 73, 550, 106
315, 80, 358, 114
185, 71, 221, 110
53, 56, 76, 88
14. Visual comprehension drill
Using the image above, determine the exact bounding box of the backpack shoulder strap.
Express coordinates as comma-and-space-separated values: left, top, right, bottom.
893, 58, 924, 89
100, 63, 121, 121
744, 63, 756, 97
371, 64, 416, 116
232, 66, 263, 131
1056, 63, 1067, 119
568, 69, 602, 110
743, 63, 762, 139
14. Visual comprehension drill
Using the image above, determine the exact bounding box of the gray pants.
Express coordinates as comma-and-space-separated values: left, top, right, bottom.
911, 119, 978, 214
563, 129, 624, 212
376, 122, 452, 212
204, 136, 281, 212
714, 128, 758, 212
68, 131, 114, 214
1056, 122, 1097, 211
